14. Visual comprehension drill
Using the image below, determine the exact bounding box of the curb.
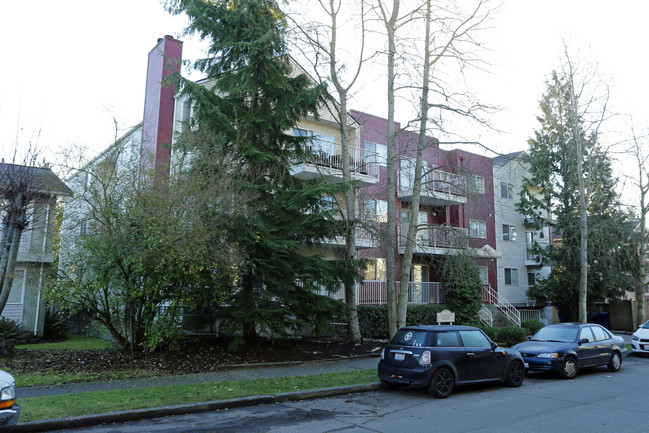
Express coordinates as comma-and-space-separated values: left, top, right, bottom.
14, 383, 381, 433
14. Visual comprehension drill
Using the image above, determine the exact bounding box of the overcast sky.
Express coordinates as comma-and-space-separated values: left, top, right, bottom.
1, 0, 647, 206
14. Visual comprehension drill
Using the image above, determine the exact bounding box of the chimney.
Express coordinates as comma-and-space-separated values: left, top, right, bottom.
140, 35, 183, 181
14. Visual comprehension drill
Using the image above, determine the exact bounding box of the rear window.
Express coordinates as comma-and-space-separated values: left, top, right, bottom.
391, 329, 430, 347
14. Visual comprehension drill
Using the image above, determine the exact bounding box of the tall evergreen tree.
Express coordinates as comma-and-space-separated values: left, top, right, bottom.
518, 70, 635, 320
167, 0, 362, 347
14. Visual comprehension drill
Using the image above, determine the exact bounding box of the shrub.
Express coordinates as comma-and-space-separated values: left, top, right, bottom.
439, 253, 483, 326
481, 326, 528, 347
44, 307, 69, 341
521, 319, 544, 335
0, 317, 23, 356
357, 304, 447, 339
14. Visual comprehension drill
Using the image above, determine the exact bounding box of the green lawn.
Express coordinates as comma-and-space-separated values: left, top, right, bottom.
19, 369, 378, 422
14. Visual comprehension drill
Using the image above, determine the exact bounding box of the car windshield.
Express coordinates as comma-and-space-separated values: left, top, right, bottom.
530, 326, 578, 343
391, 329, 429, 347
642, 322, 649, 330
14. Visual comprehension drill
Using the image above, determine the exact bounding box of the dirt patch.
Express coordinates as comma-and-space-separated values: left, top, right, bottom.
4, 337, 386, 377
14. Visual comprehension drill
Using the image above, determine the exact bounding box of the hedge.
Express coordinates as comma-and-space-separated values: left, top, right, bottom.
358, 304, 447, 339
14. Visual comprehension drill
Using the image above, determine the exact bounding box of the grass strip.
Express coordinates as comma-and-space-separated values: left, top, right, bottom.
15, 370, 163, 388
19, 369, 378, 422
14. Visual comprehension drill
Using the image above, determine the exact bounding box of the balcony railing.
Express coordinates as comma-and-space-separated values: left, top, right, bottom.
357, 280, 449, 305
398, 169, 467, 206
397, 224, 469, 253
290, 141, 379, 185
525, 242, 549, 265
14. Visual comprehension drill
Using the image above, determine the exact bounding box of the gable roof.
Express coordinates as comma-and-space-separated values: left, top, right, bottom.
492, 151, 526, 168
0, 163, 72, 197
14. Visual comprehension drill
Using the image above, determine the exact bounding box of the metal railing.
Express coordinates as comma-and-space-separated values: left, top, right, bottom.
479, 305, 493, 327
520, 309, 541, 322
357, 281, 448, 305
397, 224, 469, 250
305, 142, 379, 179
482, 284, 521, 327
398, 169, 467, 196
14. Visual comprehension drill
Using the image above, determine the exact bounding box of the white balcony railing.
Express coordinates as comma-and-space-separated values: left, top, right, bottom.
357, 280, 449, 305
397, 224, 469, 252
398, 169, 467, 206
291, 140, 379, 183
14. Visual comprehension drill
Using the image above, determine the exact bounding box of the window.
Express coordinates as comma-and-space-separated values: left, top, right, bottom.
400, 158, 416, 190
479, 266, 488, 285
391, 329, 430, 347
591, 326, 609, 341
321, 196, 335, 211
470, 219, 487, 239
364, 142, 387, 166
436, 331, 462, 347
504, 268, 519, 285
459, 330, 492, 348
294, 128, 335, 156
500, 182, 514, 199
364, 258, 386, 280
364, 199, 388, 222
527, 272, 536, 286
469, 175, 485, 194
502, 224, 517, 242
579, 327, 594, 342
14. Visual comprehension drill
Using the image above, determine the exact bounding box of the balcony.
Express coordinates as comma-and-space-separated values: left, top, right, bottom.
397, 223, 469, 255
525, 242, 548, 266
320, 225, 376, 249
290, 142, 379, 187
357, 280, 450, 305
398, 169, 467, 206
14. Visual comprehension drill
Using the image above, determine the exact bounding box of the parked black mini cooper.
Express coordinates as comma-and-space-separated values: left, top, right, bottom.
378, 325, 526, 398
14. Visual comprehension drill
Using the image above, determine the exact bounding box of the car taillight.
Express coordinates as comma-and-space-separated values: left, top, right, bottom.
419, 350, 431, 365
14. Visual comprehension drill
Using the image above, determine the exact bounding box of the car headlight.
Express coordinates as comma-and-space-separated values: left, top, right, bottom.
537, 353, 559, 359
380, 348, 385, 360
0, 383, 16, 409
632, 335, 640, 341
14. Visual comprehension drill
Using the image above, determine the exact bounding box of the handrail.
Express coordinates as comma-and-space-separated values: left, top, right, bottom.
482, 284, 521, 327
479, 305, 493, 327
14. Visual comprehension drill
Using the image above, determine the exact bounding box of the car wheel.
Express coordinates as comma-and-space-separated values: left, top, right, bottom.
607, 351, 622, 372
428, 367, 454, 398
504, 360, 525, 387
559, 357, 578, 379
380, 379, 399, 390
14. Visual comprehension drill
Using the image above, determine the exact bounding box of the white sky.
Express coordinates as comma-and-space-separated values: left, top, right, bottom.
0, 0, 646, 207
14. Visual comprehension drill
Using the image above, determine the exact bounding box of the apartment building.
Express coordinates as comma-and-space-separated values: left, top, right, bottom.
350, 111, 501, 309
1, 163, 71, 336
492, 151, 553, 324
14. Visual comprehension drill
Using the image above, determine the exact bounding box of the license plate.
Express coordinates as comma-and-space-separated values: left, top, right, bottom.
394, 353, 405, 361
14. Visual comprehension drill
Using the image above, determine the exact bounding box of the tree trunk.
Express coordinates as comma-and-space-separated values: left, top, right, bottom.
0, 191, 27, 314
397, 0, 432, 330
573, 94, 588, 323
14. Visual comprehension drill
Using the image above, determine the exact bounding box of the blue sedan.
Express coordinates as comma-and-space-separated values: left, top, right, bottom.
512, 323, 627, 379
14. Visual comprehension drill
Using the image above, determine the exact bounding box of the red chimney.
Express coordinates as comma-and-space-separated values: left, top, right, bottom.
140, 35, 183, 181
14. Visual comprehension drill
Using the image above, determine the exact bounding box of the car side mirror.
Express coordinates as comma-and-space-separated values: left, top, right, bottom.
578, 338, 589, 345
526, 336, 532, 341
491, 341, 498, 350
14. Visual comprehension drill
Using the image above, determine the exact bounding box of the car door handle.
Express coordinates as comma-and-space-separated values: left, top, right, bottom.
466, 352, 475, 357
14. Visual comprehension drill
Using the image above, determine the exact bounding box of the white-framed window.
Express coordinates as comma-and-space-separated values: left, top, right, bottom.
364, 258, 387, 280
400, 158, 416, 190
502, 224, 517, 242
500, 182, 514, 199
469, 175, 485, 194
364, 198, 388, 222
505, 268, 519, 285
364, 142, 387, 166
527, 272, 536, 286
470, 219, 487, 239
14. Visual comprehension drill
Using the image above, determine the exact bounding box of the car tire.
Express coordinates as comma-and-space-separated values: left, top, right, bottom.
380, 379, 399, 390
428, 367, 454, 398
607, 351, 622, 372
504, 360, 525, 387
559, 357, 578, 379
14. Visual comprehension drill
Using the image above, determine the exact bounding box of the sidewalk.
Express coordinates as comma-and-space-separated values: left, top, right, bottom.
16, 355, 381, 432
